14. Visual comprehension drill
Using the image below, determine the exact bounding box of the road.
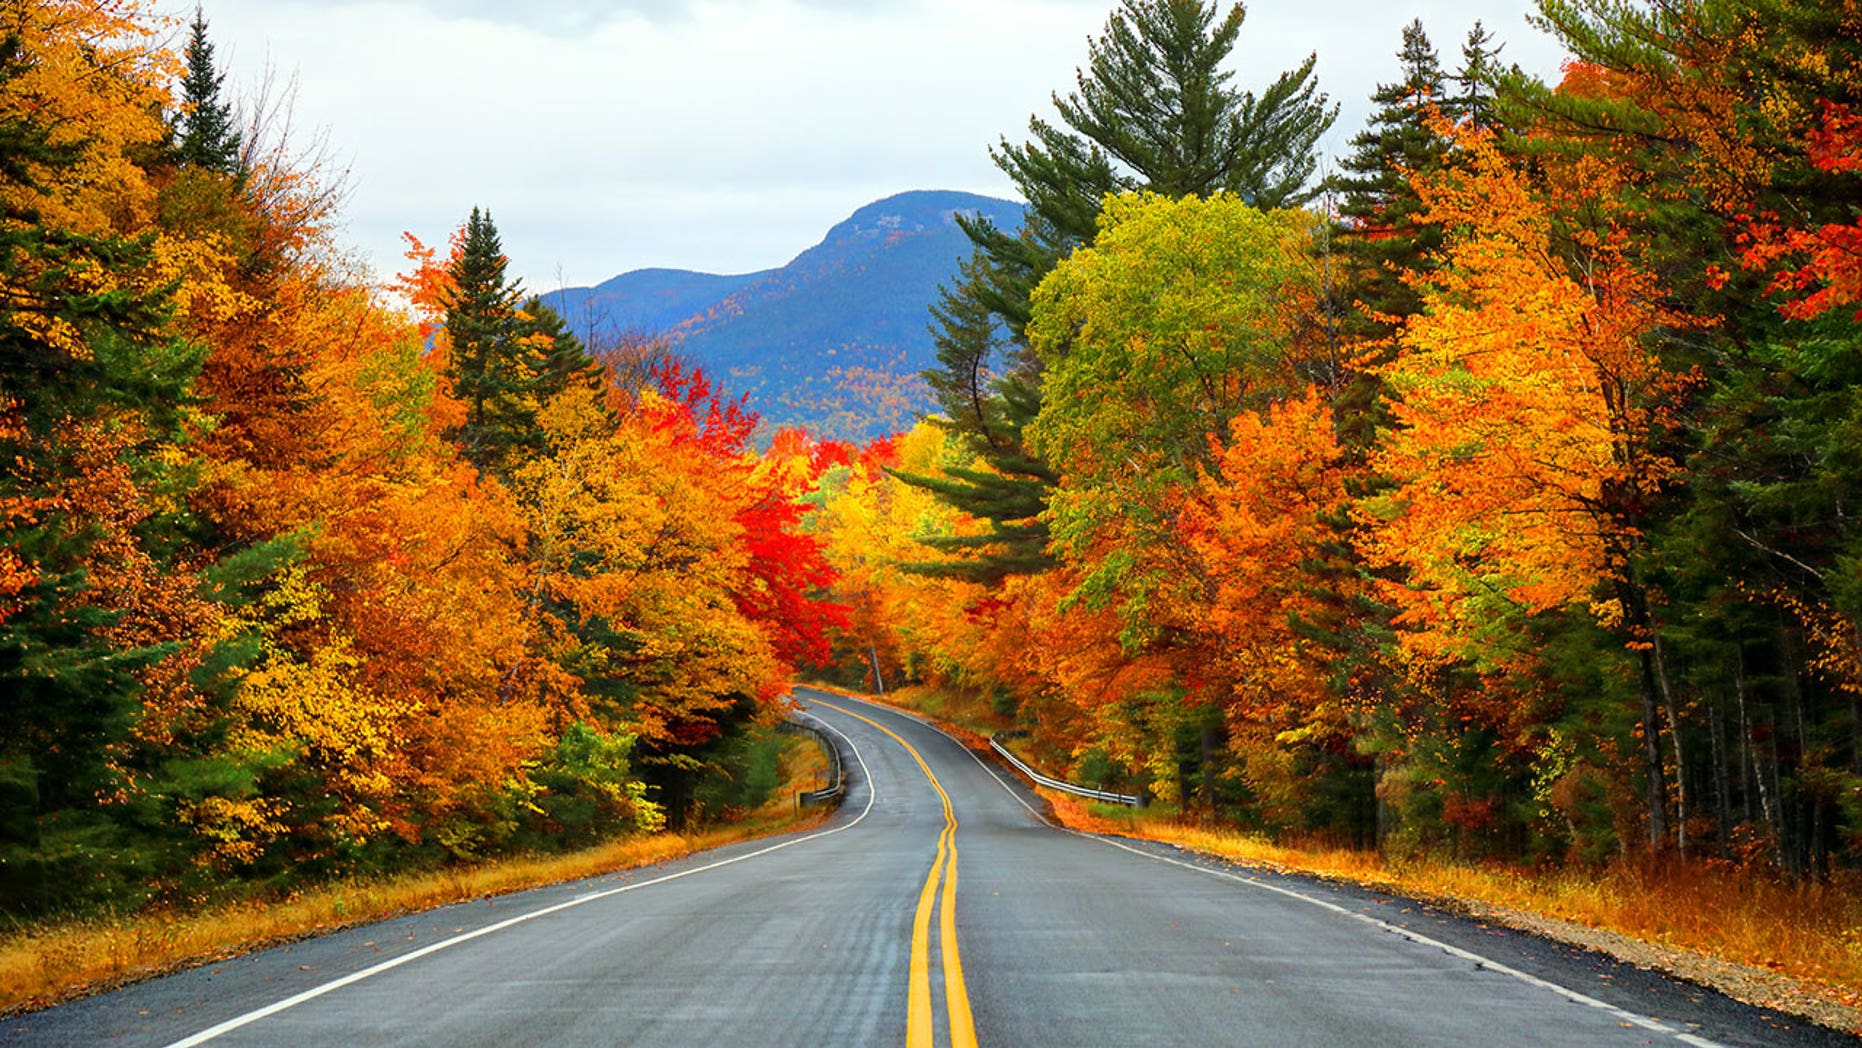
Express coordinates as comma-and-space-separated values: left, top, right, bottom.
4, 687, 1853, 1047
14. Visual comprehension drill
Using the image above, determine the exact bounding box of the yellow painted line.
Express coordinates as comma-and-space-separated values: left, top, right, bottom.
907, 817, 945, 1046
940, 827, 977, 1048
811, 698, 978, 1048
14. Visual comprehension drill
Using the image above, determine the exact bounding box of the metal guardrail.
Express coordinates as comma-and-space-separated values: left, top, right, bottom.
989, 731, 1143, 807
782, 716, 846, 808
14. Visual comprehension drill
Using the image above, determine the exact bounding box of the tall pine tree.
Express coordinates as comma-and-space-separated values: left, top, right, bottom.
173, 8, 242, 175
443, 207, 538, 473
441, 212, 601, 474
1328, 19, 1452, 446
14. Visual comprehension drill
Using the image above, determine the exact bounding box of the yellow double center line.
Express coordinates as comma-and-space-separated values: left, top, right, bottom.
813, 699, 977, 1048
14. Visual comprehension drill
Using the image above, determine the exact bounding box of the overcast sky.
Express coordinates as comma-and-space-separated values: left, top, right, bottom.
172, 0, 1571, 292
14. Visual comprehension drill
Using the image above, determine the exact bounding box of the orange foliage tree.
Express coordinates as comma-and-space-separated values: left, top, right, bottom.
1362, 122, 1687, 846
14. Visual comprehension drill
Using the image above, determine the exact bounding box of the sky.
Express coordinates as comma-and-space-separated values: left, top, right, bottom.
171, 0, 1572, 292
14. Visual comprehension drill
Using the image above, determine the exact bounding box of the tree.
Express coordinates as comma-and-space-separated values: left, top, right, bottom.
1327, 20, 1453, 446
1019, 192, 1324, 807
1178, 388, 1361, 830
0, 9, 207, 910
1451, 21, 1504, 132
1363, 124, 1684, 849
914, 0, 1336, 585
1027, 192, 1322, 602
442, 207, 541, 473
518, 295, 602, 401
173, 8, 242, 175
893, 261, 1056, 584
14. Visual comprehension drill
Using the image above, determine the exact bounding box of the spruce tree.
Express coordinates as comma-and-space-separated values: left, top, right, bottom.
1451, 21, 1504, 132
174, 8, 242, 175
519, 295, 603, 402
919, 0, 1337, 582
443, 208, 539, 473
1331, 20, 1451, 357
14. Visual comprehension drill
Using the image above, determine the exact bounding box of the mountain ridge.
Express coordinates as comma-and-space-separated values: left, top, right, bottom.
541, 189, 1025, 440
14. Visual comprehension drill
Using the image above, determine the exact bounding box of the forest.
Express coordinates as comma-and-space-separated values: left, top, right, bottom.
1, 0, 850, 918
2, 0, 1859, 934
814, 0, 1862, 881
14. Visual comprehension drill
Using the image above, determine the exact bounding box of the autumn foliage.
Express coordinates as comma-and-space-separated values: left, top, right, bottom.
815, 0, 1862, 879
0, 1, 842, 918
8, 0, 1862, 928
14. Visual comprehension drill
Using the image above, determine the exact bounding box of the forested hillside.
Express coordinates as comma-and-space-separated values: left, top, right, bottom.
544, 191, 1025, 441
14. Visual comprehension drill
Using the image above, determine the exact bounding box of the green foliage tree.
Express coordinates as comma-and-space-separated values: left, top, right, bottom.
1451, 21, 1504, 132
1331, 21, 1448, 346
173, 8, 242, 175
519, 295, 603, 401
1025, 192, 1320, 632
443, 207, 544, 473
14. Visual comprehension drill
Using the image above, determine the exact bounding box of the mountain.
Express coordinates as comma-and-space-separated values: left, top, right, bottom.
541, 190, 1025, 441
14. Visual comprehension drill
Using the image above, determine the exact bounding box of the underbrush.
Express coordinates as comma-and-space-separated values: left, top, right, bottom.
0, 733, 831, 1016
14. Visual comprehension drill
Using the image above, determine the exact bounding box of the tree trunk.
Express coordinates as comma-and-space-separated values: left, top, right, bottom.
1707, 688, 1731, 854
1198, 717, 1223, 811
1620, 583, 1671, 853
1651, 630, 1688, 857
1635, 647, 1672, 852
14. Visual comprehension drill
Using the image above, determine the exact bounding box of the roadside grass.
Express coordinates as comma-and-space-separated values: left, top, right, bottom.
857, 682, 1862, 1028
0, 734, 832, 1016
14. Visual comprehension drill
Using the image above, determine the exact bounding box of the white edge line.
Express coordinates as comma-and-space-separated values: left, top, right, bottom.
908, 699, 1725, 1048
162, 715, 877, 1048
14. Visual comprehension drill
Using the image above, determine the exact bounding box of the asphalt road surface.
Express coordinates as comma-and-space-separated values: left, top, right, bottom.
5, 688, 1855, 1047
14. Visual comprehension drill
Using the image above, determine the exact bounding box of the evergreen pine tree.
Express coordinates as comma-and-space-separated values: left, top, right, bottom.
174, 8, 242, 175
1331, 20, 1450, 363
443, 207, 541, 473
892, 262, 1057, 583
519, 295, 603, 402
1451, 21, 1504, 132
919, 0, 1337, 582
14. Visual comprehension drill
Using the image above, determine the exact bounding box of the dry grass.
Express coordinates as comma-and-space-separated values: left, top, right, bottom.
1046, 794, 1862, 1028
0, 735, 831, 1016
